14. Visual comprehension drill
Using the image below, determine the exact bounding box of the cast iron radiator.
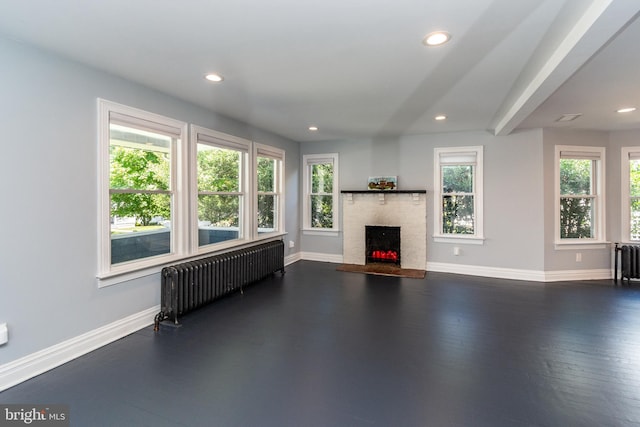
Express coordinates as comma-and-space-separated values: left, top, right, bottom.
154, 240, 285, 330
615, 243, 640, 283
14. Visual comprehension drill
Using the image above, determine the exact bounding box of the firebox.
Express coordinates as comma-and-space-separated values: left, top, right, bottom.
365, 225, 401, 266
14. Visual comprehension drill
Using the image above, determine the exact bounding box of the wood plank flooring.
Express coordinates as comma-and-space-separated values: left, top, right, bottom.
2, 261, 640, 426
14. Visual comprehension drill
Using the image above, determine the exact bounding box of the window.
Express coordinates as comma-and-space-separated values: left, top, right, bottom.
98, 100, 286, 281
433, 146, 484, 243
192, 126, 249, 249
302, 153, 339, 232
98, 99, 188, 277
255, 143, 284, 236
555, 145, 605, 244
621, 147, 640, 241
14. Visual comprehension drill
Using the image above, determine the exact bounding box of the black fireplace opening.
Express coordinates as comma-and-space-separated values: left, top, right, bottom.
366, 225, 401, 266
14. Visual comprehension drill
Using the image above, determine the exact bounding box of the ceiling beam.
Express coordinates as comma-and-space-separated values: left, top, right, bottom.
492, 0, 640, 136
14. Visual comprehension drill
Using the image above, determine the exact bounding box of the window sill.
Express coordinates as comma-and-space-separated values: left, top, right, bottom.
554, 240, 611, 250
97, 233, 287, 287
97, 263, 166, 288
302, 228, 340, 237
433, 234, 485, 245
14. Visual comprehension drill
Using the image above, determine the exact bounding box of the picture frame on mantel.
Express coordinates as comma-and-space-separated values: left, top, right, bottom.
368, 176, 397, 191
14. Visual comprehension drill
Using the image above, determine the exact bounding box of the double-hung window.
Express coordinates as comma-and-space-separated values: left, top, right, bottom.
302, 153, 339, 232
98, 99, 188, 277
255, 143, 284, 236
621, 147, 640, 241
192, 126, 249, 250
555, 145, 605, 244
433, 146, 484, 243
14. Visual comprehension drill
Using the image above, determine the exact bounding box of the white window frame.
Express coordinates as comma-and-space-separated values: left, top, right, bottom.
98, 101, 288, 286
302, 153, 339, 234
97, 99, 189, 279
554, 145, 606, 248
621, 147, 640, 243
433, 146, 484, 244
190, 125, 251, 254
254, 143, 285, 240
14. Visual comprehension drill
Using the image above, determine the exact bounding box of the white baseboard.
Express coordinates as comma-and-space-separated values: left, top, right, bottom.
427, 262, 612, 282
301, 251, 344, 264
542, 268, 612, 282
288, 253, 614, 282
0, 305, 160, 392
284, 252, 302, 266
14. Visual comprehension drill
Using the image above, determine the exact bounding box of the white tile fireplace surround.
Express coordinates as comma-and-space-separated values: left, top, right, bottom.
342, 191, 427, 270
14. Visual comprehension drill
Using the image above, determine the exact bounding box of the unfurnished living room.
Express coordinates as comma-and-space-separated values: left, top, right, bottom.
1, 1, 640, 426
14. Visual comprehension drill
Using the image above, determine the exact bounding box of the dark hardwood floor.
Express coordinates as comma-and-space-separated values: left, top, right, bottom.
2, 261, 640, 426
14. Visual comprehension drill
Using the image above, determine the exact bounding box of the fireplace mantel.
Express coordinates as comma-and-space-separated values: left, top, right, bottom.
341, 190, 426, 194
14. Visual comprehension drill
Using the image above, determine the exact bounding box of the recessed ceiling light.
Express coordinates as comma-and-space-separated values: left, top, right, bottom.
617, 107, 636, 113
434, 115, 447, 121
204, 73, 224, 82
308, 126, 319, 131
423, 31, 451, 46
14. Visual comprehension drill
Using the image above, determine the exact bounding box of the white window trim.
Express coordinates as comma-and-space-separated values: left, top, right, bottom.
302, 153, 340, 233
621, 147, 640, 244
97, 99, 189, 279
254, 142, 285, 240
97, 101, 287, 285
433, 146, 484, 244
554, 145, 606, 248
190, 125, 252, 255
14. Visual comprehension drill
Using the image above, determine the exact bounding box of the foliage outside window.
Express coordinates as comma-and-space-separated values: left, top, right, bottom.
110, 126, 171, 228
433, 146, 483, 243
621, 148, 640, 241
555, 146, 605, 244
303, 154, 339, 231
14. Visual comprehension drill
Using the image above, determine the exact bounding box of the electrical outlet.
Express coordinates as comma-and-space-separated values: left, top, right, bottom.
289, 240, 295, 249
576, 252, 582, 262
0, 323, 8, 345
453, 247, 460, 256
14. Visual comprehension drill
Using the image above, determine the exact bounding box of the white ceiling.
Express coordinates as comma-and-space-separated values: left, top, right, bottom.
1, 0, 638, 142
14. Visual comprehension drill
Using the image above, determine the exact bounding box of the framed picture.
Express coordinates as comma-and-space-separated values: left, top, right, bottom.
368, 176, 397, 191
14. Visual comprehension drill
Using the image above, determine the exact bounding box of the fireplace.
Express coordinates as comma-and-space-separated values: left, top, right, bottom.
366, 225, 401, 266
342, 191, 426, 270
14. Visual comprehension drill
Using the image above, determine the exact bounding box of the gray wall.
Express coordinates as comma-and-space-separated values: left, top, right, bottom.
302, 127, 640, 275
301, 129, 547, 271
0, 37, 299, 364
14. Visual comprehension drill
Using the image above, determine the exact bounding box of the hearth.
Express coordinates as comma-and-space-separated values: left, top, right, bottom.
366, 225, 401, 266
